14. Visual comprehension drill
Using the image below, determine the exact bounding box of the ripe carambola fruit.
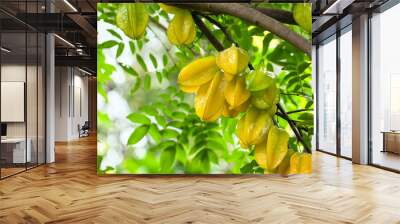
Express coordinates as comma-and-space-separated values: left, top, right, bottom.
177, 56, 219, 93
256, 126, 289, 171
116, 3, 149, 39
255, 139, 268, 169
251, 81, 280, 110
277, 149, 295, 175
195, 72, 225, 122
293, 3, 312, 33
289, 153, 312, 174
216, 45, 249, 81
222, 99, 249, 117
224, 76, 251, 109
236, 107, 273, 148
167, 10, 196, 45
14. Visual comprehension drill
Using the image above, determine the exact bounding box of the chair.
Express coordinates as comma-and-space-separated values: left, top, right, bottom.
79, 121, 90, 138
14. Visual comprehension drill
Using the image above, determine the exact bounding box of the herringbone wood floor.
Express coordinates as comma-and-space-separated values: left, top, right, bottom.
1, 135, 400, 224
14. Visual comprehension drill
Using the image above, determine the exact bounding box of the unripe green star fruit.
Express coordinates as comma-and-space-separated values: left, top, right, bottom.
116, 3, 149, 39
293, 3, 312, 33
159, 3, 184, 14
167, 10, 196, 45
195, 72, 225, 122
216, 45, 249, 80
246, 69, 274, 92
236, 107, 273, 149
177, 56, 219, 93
251, 82, 280, 110
265, 126, 289, 170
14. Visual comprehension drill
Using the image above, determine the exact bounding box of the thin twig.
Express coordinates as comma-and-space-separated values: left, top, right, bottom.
200, 14, 236, 45
148, 21, 177, 65
192, 13, 224, 51
287, 109, 313, 114
277, 104, 311, 153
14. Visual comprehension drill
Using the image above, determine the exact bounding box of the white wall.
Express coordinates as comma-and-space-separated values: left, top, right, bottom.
55, 67, 89, 141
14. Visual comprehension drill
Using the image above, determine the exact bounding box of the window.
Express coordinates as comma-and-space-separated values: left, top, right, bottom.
370, 3, 400, 171
339, 27, 352, 158
317, 36, 337, 154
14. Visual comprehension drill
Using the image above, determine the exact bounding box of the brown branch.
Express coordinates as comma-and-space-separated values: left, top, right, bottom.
192, 13, 224, 51
255, 7, 297, 25
194, 13, 254, 70
199, 14, 236, 45
277, 104, 311, 153
191, 13, 311, 153
287, 109, 313, 114
172, 3, 311, 56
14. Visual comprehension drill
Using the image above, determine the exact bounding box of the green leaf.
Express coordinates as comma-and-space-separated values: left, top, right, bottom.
262, 33, 274, 55
98, 40, 119, 49
297, 62, 311, 74
127, 113, 151, 125
116, 43, 124, 57
136, 54, 147, 71
176, 143, 187, 164
107, 29, 122, 40
207, 149, 219, 164
144, 74, 151, 90
160, 146, 176, 172
171, 111, 186, 120
137, 39, 144, 50
119, 63, 139, 76
305, 101, 313, 109
131, 77, 141, 94
148, 124, 161, 143
141, 105, 158, 116
149, 53, 158, 68
157, 141, 176, 151
129, 41, 136, 53
240, 160, 258, 173
156, 71, 162, 83
167, 121, 184, 129
161, 129, 180, 139
154, 116, 166, 128
298, 112, 314, 122
162, 54, 168, 66
127, 125, 149, 145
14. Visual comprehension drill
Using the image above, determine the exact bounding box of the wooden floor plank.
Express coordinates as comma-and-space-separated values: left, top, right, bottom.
0, 135, 400, 223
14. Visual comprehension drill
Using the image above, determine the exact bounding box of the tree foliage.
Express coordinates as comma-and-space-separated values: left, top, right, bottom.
97, 3, 313, 174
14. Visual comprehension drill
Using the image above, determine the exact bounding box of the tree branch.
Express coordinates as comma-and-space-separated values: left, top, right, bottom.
287, 109, 313, 114
193, 13, 255, 70
173, 3, 311, 56
199, 14, 236, 45
191, 13, 311, 154
277, 104, 311, 153
255, 7, 297, 25
192, 13, 224, 51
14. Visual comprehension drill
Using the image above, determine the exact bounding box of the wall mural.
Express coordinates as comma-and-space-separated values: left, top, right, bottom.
97, 3, 313, 174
